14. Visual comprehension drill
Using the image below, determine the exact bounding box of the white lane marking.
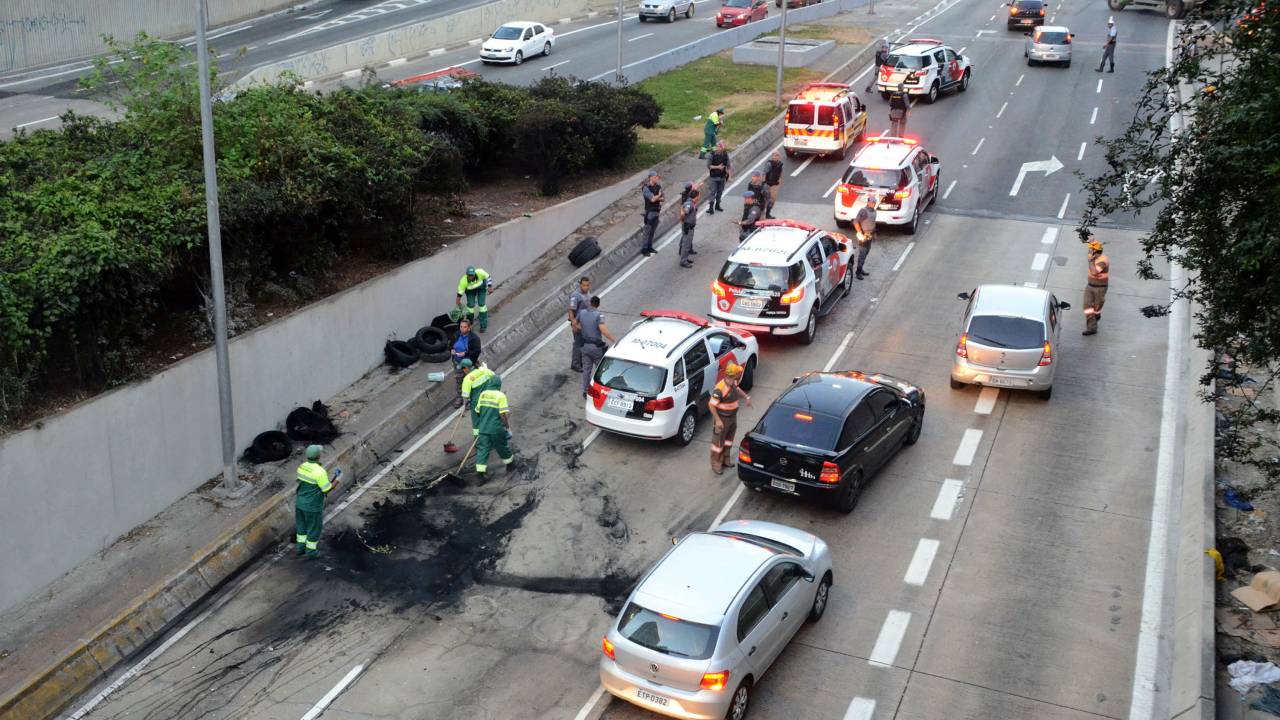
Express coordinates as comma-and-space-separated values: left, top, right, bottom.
869, 611, 911, 667
1096, 78, 1103, 93
1016, 73, 1024, 86
544, 59, 572, 71
953, 428, 982, 466
942, 179, 957, 199
1077, 141, 1087, 161
903, 539, 940, 586
15, 115, 59, 128
387, 57, 407, 66
959, 46, 967, 53
971, 137, 985, 155
709, 485, 746, 530
1090, 106, 1098, 124
1031, 252, 1049, 271
823, 331, 856, 372
1056, 193, 1070, 219
342, 69, 362, 78
469, 38, 484, 45
790, 156, 815, 177
824, 178, 841, 198
428, 48, 446, 57
572, 686, 608, 720
301, 664, 366, 720
844, 697, 877, 720
1041, 227, 1058, 244
988, 13, 996, 20
629, 32, 655, 42
205, 24, 255, 42
561, 14, 639, 39
1049, 13, 1056, 21
559, 16, 574, 23
930, 479, 963, 520
1129, 21, 1186, 719
891, 242, 915, 272
974, 387, 998, 415
581, 428, 603, 449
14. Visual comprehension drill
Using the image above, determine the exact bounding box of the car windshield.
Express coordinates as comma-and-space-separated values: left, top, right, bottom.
885, 53, 927, 69
1036, 31, 1068, 43
719, 262, 795, 292
787, 102, 816, 125
755, 406, 841, 449
492, 25, 523, 39
618, 603, 719, 659
724, 0, 752, 8
595, 357, 666, 395
842, 166, 906, 190
967, 315, 1046, 350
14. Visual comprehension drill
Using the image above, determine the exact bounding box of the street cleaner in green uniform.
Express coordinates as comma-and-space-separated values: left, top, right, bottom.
460, 363, 499, 436
473, 386, 515, 477
296, 445, 341, 557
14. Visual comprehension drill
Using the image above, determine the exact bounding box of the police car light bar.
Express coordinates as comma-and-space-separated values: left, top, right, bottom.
753, 219, 819, 232
905, 37, 944, 45
639, 309, 709, 327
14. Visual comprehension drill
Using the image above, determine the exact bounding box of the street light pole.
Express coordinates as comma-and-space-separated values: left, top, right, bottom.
195, 0, 247, 498
616, 0, 625, 83
775, 0, 789, 106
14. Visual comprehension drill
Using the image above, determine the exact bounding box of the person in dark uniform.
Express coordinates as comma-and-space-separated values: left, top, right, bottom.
1097, 17, 1117, 72
678, 182, 700, 268
853, 194, 877, 279
866, 39, 891, 93
640, 171, 663, 257
706, 142, 731, 214
888, 83, 910, 137
732, 192, 762, 243
763, 151, 784, 219
746, 170, 765, 208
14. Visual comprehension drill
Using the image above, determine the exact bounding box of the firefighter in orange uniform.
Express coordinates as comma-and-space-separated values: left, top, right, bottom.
1082, 238, 1109, 336
709, 363, 751, 475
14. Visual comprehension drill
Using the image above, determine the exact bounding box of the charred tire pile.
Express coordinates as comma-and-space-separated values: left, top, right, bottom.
247, 430, 291, 463
413, 326, 452, 364
286, 401, 340, 443
385, 340, 419, 368
569, 237, 601, 267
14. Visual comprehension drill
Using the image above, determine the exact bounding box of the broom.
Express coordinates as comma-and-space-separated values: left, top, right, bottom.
442, 408, 466, 454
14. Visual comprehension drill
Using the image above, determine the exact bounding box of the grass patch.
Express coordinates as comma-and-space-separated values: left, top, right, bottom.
623, 139, 686, 173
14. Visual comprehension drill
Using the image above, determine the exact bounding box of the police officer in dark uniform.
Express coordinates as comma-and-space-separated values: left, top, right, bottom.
640, 170, 663, 257
706, 142, 731, 214
678, 182, 700, 268
888, 83, 910, 137
746, 170, 765, 209
763, 151, 784, 219
866, 39, 890, 93
732, 191, 762, 243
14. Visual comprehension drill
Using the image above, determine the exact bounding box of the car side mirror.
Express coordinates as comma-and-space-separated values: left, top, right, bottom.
802, 569, 816, 582
838, 242, 849, 252
1058, 301, 1072, 311
930, 155, 940, 164
791, 376, 800, 384
958, 291, 971, 300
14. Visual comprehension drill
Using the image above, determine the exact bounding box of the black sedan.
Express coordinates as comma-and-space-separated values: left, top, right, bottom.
737, 371, 925, 513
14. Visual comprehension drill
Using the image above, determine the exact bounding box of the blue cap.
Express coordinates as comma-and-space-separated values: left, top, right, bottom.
648, 170, 659, 177
743, 191, 754, 198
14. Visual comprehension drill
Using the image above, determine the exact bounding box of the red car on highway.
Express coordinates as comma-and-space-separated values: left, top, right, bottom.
717, 0, 768, 27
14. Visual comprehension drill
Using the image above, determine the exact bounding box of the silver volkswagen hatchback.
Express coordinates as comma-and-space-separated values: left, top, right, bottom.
599, 520, 833, 720
1025, 25, 1074, 66
950, 284, 1071, 400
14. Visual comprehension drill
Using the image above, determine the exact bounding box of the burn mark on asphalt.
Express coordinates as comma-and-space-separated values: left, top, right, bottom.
478, 570, 637, 615
597, 495, 629, 544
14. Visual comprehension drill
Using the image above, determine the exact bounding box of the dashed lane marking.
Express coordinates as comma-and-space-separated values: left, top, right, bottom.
971, 137, 984, 155
844, 697, 877, 720
1031, 252, 1049, 271
791, 155, 815, 177
572, 686, 608, 720
824, 178, 841, 198
891, 242, 915, 272
869, 610, 911, 667
1096, 78, 1103, 93
930, 479, 964, 520
301, 663, 366, 720
1016, 73, 1024, 86
1056, 193, 1070, 219
953, 428, 982, 466
943, 179, 957, 199
1090, 106, 1098, 124
629, 32, 655, 42
903, 538, 940, 586
974, 387, 998, 415
1078, 141, 1086, 161
1041, 227, 1058, 244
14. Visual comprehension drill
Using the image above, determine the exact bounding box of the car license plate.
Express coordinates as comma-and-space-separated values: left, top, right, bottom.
736, 297, 766, 311
636, 689, 669, 707
606, 394, 635, 411
793, 137, 808, 146
987, 376, 1018, 387
770, 478, 795, 493
1043, 53, 1058, 59
1020, 18, 1033, 23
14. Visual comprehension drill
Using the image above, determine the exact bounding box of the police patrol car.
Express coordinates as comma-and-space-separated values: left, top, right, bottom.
585, 310, 759, 445
710, 220, 855, 345
783, 82, 869, 159
833, 136, 941, 235
875, 38, 973, 103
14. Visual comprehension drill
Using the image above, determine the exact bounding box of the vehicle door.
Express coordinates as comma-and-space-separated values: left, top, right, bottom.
682, 339, 713, 413
734, 580, 780, 675
671, 357, 689, 413
753, 0, 768, 20
804, 241, 826, 302
521, 26, 536, 55
756, 560, 810, 668
943, 48, 964, 84
819, 234, 844, 296
1049, 294, 1063, 345
865, 389, 911, 462
532, 25, 548, 51
706, 331, 747, 379
837, 402, 878, 472
931, 49, 948, 86
912, 150, 935, 200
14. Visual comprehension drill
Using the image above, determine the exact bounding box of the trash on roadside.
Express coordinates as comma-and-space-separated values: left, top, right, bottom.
1252, 686, 1280, 714
1225, 488, 1256, 511
1208, 548, 1225, 581
1233, 570, 1280, 612
1218, 607, 1280, 649
427, 371, 447, 382
1229, 660, 1280, 694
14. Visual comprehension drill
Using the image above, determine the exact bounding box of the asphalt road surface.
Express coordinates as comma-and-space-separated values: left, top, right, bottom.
63, 0, 1179, 717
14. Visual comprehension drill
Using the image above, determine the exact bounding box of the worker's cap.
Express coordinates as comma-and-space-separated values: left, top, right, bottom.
684, 181, 694, 190
647, 170, 659, 178
897, 82, 906, 90
305, 444, 322, 460
725, 363, 743, 377
865, 194, 878, 203
466, 265, 477, 275
716, 107, 725, 113
458, 358, 474, 368
489, 374, 503, 390
1087, 239, 1103, 252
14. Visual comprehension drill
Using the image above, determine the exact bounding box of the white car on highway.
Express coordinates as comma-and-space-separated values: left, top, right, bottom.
874, 37, 972, 103
833, 136, 940, 235
586, 310, 758, 445
640, 0, 696, 22
480, 22, 556, 65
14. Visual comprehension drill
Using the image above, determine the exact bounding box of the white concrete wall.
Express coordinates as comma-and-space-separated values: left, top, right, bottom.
0, 1, 297, 74
0, 181, 618, 614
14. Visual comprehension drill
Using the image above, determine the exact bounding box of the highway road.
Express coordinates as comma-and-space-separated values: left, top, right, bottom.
62, 0, 1180, 717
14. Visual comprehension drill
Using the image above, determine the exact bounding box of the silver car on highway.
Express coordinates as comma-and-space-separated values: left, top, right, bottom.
599, 520, 833, 720
951, 284, 1071, 400
1024, 25, 1074, 66
639, 0, 696, 22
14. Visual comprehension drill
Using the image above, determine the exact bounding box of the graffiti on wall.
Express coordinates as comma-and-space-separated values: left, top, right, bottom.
0, 12, 89, 73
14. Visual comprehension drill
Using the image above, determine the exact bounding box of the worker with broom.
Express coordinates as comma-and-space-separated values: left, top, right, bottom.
460, 362, 499, 435
473, 384, 515, 477
295, 445, 340, 558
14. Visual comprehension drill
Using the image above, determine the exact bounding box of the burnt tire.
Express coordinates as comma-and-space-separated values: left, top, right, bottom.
385, 340, 419, 368
421, 349, 453, 364
286, 406, 339, 442
413, 326, 449, 354
248, 430, 291, 463
569, 236, 601, 267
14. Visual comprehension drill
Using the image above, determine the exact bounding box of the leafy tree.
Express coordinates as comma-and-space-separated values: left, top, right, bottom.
1076, 0, 1280, 484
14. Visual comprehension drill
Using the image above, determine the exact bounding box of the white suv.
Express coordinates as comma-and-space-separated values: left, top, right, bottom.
833, 137, 941, 235
586, 310, 759, 446
710, 220, 855, 345
875, 38, 973, 103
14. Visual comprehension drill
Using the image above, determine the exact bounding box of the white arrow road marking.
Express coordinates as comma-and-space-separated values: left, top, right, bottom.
297, 10, 332, 20
1008, 155, 1063, 196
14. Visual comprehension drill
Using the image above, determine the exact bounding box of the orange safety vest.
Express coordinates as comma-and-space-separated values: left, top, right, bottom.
709, 380, 741, 415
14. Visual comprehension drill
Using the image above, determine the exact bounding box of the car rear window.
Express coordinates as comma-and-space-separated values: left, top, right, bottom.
885, 53, 927, 69
787, 102, 815, 125
618, 603, 719, 659
966, 315, 1046, 350
842, 166, 907, 190
755, 406, 840, 449
595, 357, 667, 395
719, 262, 803, 292
1015, 0, 1043, 8
1036, 31, 1068, 43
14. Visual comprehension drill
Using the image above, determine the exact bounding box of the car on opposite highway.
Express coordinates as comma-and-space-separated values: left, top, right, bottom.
833, 136, 940, 235
1006, 0, 1047, 29
388, 66, 480, 93
950, 284, 1071, 400
640, 0, 696, 22
874, 38, 972, 103
783, 82, 868, 160
717, 0, 768, 27
1024, 25, 1074, 65
710, 220, 854, 345
737, 371, 925, 513
586, 310, 758, 445
776, 0, 820, 7
600, 520, 834, 720
480, 21, 556, 65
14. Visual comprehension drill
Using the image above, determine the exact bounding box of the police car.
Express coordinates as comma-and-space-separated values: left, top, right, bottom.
833, 136, 940, 235
585, 310, 759, 446
710, 220, 855, 345
875, 38, 972, 103
783, 82, 869, 159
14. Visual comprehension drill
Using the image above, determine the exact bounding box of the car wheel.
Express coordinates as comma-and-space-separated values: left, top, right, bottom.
880, 91, 891, 101
835, 141, 847, 160
903, 411, 923, 445
800, 310, 817, 345
926, 81, 939, 104
1108, 0, 1124, 8
686, 1, 694, 17
1039, 386, 1053, 401
785, 147, 798, 158
673, 407, 698, 446
726, 680, 752, 720
949, 377, 965, 390
959, 69, 970, 91
514, 51, 524, 65
1064, 58, 1072, 68
834, 470, 862, 513
842, 263, 854, 296
639, 13, 647, 21
740, 357, 757, 391
836, 218, 852, 229
543, 42, 551, 56
668, 7, 677, 21
904, 205, 920, 235
1027, 57, 1035, 66
808, 572, 833, 621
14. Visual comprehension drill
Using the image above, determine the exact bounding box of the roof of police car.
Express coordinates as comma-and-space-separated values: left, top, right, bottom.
850, 139, 919, 170
608, 316, 706, 365
728, 225, 814, 267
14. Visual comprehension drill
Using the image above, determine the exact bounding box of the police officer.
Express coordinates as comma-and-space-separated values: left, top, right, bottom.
640, 171, 664, 257
888, 83, 910, 137
706, 142, 731, 214
568, 276, 591, 372
576, 295, 616, 397
295, 445, 341, 557
456, 266, 493, 331
1097, 17, 1117, 72
1082, 239, 1110, 335
853, 194, 877, 279
746, 170, 765, 207
678, 182, 701, 268
732, 191, 762, 243
709, 364, 751, 475
866, 39, 891, 93
763, 151, 784, 219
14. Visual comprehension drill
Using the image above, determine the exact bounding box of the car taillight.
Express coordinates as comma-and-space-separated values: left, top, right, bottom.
738, 438, 752, 464
1063, 35, 1071, 43
1039, 7, 1045, 14
956, 333, 968, 358
894, 187, 912, 200
784, 110, 790, 124
1038, 341, 1053, 366
712, 279, 728, 298
832, 111, 842, 127
588, 382, 606, 400
781, 286, 804, 304
819, 461, 841, 484
1009, 6, 1018, 13
644, 396, 675, 412
602, 636, 616, 660
700, 671, 730, 691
